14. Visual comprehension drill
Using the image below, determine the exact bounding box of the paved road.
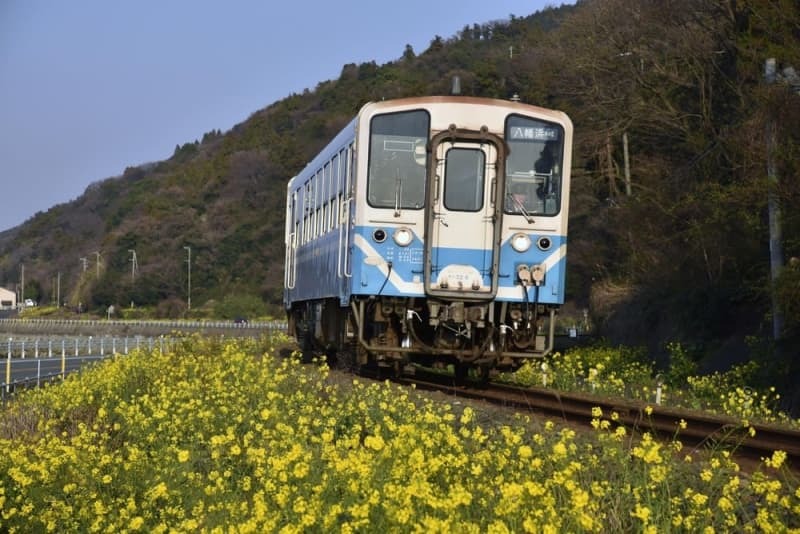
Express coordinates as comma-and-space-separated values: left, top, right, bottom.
0, 355, 110, 388
4, 355, 107, 386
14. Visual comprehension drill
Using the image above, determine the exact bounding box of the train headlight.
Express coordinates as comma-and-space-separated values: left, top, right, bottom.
510, 232, 531, 252
393, 227, 413, 247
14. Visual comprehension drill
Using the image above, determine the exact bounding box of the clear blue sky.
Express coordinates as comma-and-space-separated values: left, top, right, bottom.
0, 1, 567, 232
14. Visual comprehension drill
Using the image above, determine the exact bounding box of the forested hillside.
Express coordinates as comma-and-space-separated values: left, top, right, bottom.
1, 0, 798, 374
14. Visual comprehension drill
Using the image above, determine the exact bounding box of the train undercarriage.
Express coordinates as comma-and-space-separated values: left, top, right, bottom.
287, 296, 558, 381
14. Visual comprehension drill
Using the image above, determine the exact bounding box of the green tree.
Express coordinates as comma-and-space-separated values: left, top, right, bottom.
214, 293, 266, 320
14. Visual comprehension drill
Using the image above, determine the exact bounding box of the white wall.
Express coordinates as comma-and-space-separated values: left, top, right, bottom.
0, 287, 17, 309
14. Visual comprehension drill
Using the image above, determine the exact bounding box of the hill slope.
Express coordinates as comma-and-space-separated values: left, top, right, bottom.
2, 0, 799, 380
0, 5, 575, 315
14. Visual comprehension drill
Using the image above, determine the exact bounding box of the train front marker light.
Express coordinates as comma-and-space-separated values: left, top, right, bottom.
393, 227, 413, 247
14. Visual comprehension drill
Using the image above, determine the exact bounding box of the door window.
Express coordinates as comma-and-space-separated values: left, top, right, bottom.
443, 147, 485, 212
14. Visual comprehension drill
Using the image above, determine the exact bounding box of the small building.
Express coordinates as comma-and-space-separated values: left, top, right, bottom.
0, 287, 16, 310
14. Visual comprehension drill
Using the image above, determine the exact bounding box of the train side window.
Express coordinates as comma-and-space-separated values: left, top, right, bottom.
323, 163, 330, 233
308, 181, 314, 240
331, 154, 339, 230
304, 182, 312, 244
368, 110, 429, 209
310, 171, 315, 238
347, 144, 355, 197
315, 169, 323, 237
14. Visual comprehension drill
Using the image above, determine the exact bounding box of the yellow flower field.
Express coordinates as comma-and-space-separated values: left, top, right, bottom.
0, 336, 798, 532
502, 344, 795, 426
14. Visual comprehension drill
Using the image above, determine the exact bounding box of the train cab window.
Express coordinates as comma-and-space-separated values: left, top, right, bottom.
443, 147, 485, 212
368, 110, 429, 209
504, 115, 565, 216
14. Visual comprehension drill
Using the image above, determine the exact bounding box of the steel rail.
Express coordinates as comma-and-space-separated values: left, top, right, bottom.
388, 371, 800, 471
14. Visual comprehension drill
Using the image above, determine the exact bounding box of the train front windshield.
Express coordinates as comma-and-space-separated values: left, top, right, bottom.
367, 110, 430, 209
504, 115, 565, 216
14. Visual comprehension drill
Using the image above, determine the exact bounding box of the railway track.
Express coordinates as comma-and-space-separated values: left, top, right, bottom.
372, 367, 800, 472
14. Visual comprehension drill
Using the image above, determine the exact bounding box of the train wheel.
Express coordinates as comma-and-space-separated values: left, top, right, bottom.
291, 310, 314, 363
334, 346, 357, 373
454, 361, 469, 386
475, 363, 492, 387
453, 361, 491, 387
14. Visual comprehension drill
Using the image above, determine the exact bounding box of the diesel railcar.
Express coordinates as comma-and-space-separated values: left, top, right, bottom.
284, 96, 572, 377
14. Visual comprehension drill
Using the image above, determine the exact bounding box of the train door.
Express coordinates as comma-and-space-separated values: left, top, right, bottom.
337, 145, 355, 305
424, 137, 501, 299
285, 190, 298, 290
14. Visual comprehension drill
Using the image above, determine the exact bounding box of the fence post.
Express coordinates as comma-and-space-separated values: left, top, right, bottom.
48, 340, 53, 358
5, 349, 10, 393
35, 339, 39, 358
75, 338, 79, 356
21, 341, 25, 359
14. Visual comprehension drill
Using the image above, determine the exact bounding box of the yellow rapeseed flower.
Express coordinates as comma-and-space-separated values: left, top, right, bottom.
460, 407, 474, 425
146, 482, 168, 502
552, 442, 568, 458
518, 445, 533, 459
692, 493, 708, 507
765, 450, 787, 469
364, 435, 385, 451
631, 503, 651, 523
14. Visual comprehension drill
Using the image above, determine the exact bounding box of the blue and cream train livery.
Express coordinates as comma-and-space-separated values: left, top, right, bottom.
284, 96, 572, 376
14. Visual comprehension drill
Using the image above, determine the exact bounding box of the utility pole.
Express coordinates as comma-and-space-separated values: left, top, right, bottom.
80, 257, 88, 273
94, 251, 101, 279
622, 131, 632, 196
766, 58, 786, 341
765, 143, 783, 339
184, 246, 192, 311
20, 264, 24, 305
57, 272, 61, 307
128, 249, 138, 282
764, 58, 800, 341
